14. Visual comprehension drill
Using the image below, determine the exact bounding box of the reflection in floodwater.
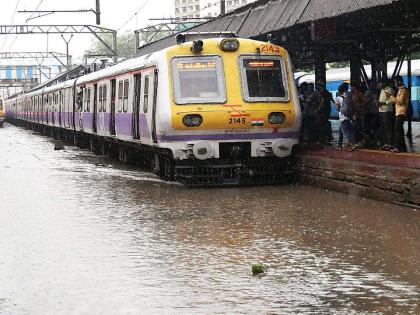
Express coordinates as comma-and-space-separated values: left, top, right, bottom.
0, 124, 419, 314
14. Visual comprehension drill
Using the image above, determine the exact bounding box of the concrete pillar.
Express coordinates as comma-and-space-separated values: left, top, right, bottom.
371, 59, 378, 82
314, 50, 326, 88
350, 55, 361, 87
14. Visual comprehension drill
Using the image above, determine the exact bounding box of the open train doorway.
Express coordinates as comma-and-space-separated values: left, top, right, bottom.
110, 79, 116, 135
133, 73, 141, 140
151, 69, 158, 144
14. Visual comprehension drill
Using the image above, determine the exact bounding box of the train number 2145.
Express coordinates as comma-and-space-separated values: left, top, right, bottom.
260, 44, 280, 53
229, 117, 246, 124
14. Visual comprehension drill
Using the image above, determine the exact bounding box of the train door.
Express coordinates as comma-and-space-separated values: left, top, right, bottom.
133, 73, 141, 140
93, 83, 98, 133
59, 91, 63, 127
140, 68, 158, 144
151, 69, 158, 144
110, 79, 116, 135
64, 88, 69, 128
41, 94, 44, 124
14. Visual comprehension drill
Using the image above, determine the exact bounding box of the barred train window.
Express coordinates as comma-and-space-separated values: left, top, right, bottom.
102, 85, 107, 112
118, 81, 123, 112
98, 85, 108, 112
123, 80, 129, 113
98, 86, 103, 112
239, 55, 289, 102
143, 76, 149, 113
84, 88, 91, 112
172, 56, 226, 104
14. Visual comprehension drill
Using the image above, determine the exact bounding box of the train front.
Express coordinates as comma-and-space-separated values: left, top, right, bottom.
0, 97, 5, 127
163, 37, 302, 186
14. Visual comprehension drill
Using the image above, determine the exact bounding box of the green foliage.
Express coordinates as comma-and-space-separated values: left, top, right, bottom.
85, 33, 135, 59
138, 30, 171, 46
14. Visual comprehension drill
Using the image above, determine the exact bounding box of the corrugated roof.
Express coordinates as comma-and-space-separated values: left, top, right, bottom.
136, 0, 401, 56
299, 0, 396, 23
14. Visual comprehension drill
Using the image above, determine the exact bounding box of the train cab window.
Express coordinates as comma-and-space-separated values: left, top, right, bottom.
239, 56, 289, 102
172, 56, 226, 104
123, 80, 129, 112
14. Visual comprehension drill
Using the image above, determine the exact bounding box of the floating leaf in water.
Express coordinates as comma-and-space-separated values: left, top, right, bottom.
251, 263, 266, 276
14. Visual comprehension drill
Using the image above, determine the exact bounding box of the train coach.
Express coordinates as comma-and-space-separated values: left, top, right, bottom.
6, 34, 302, 186
297, 60, 420, 120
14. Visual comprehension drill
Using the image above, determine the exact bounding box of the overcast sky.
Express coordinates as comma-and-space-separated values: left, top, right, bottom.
0, 0, 173, 61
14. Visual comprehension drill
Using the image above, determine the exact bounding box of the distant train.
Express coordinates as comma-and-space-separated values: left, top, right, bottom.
0, 97, 5, 127
296, 60, 420, 120
5, 35, 302, 186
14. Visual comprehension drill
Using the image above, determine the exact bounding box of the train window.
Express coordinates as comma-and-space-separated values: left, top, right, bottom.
118, 81, 123, 112
123, 80, 129, 113
238, 55, 289, 102
102, 85, 107, 112
98, 86, 103, 112
172, 56, 226, 104
84, 88, 91, 112
143, 76, 149, 113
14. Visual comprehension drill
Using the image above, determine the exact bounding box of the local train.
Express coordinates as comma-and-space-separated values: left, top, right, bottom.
0, 96, 5, 127
297, 60, 420, 119
5, 35, 301, 186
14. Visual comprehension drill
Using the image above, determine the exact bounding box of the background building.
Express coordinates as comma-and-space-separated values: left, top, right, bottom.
174, 0, 256, 19
174, 0, 201, 19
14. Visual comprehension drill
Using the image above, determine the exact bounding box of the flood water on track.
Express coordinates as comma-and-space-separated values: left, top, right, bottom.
0, 123, 419, 315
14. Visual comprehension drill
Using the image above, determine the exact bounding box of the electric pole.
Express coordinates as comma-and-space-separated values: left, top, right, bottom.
96, 0, 101, 25
61, 35, 74, 69
220, 0, 226, 15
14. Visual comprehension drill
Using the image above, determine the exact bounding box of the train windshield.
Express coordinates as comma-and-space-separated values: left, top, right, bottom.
172, 56, 226, 104
239, 56, 289, 102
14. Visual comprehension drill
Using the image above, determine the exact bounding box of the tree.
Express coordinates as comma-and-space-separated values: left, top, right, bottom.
85, 32, 136, 60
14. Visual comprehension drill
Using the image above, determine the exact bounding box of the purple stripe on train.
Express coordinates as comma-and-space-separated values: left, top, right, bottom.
115, 113, 132, 137
139, 113, 151, 139
158, 132, 300, 142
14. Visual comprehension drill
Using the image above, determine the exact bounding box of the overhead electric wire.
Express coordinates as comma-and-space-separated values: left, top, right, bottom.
117, 0, 153, 31
1, 0, 21, 51
5, 0, 45, 52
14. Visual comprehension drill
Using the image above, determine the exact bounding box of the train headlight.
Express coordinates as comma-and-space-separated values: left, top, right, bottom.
220, 38, 240, 52
268, 112, 286, 125
183, 114, 203, 127
191, 40, 204, 54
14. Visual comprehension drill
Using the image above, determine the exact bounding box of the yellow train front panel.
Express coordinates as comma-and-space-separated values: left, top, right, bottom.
166, 38, 299, 133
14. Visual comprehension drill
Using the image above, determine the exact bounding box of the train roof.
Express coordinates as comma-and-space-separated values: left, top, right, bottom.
298, 59, 420, 84
76, 50, 164, 86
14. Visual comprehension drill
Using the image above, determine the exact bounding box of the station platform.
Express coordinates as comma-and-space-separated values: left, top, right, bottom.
330, 120, 420, 154
294, 144, 420, 207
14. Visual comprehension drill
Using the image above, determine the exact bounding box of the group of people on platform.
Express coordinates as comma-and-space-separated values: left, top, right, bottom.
298, 75, 411, 153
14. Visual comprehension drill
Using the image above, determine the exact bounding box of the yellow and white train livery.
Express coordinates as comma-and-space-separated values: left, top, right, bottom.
6, 34, 302, 185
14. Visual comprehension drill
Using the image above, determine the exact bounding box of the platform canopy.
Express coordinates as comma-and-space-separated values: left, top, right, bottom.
136, 0, 420, 70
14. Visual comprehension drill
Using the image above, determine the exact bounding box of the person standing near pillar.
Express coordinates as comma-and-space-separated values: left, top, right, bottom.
391, 76, 409, 153
378, 82, 394, 150
317, 81, 334, 144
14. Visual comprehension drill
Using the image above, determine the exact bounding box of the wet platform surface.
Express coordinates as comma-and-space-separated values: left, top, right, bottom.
331, 120, 420, 154
0, 123, 419, 314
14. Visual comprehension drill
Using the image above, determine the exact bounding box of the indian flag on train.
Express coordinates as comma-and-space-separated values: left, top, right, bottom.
251, 119, 264, 127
